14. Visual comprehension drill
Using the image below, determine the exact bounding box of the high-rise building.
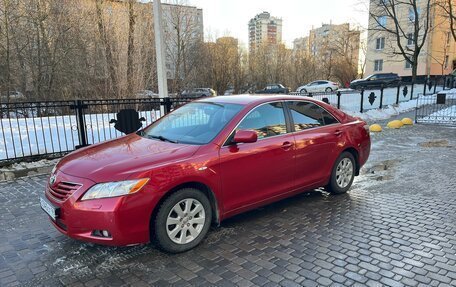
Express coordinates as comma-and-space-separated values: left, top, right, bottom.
365, 0, 455, 78
293, 23, 360, 72
248, 12, 283, 53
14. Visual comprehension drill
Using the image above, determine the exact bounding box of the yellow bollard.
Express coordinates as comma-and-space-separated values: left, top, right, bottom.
369, 124, 382, 132
401, 118, 414, 125
387, 120, 404, 129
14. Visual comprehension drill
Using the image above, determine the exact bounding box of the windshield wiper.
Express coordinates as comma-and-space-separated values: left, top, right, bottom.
148, 135, 178, 144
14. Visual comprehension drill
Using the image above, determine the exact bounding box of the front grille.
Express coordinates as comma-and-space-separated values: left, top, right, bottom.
48, 182, 82, 202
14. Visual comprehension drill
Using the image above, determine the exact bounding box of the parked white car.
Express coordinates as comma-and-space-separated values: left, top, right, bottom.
296, 80, 339, 94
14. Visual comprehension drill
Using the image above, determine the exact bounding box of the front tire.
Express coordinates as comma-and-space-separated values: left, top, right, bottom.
325, 87, 333, 92
300, 89, 307, 94
326, 152, 356, 194
153, 188, 212, 253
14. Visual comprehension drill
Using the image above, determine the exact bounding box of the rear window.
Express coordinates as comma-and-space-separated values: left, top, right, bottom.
287, 101, 339, 132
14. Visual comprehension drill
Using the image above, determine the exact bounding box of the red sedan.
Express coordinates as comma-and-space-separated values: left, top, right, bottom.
40, 95, 370, 253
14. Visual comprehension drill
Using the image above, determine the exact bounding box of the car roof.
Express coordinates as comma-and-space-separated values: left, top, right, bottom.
198, 94, 318, 105
197, 95, 352, 123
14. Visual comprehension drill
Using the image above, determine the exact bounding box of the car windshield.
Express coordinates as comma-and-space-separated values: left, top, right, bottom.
142, 102, 243, 145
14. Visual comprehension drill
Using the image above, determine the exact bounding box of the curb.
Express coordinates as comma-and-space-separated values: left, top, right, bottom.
0, 165, 53, 182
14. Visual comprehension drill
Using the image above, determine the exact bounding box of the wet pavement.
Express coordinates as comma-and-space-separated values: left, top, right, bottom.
1, 118, 455, 287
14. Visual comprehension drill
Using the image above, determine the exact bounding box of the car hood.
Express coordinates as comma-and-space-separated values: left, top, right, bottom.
57, 134, 201, 182
351, 79, 363, 84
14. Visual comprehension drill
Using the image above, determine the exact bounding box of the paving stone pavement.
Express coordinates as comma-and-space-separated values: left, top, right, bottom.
0, 121, 455, 287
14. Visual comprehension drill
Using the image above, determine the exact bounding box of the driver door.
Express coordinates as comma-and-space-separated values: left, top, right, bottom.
218, 102, 295, 213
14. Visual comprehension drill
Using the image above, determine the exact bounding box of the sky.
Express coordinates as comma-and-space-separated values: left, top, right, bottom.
180, 0, 370, 48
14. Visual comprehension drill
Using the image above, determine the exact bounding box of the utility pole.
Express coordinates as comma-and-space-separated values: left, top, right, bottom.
153, 0, 169, 101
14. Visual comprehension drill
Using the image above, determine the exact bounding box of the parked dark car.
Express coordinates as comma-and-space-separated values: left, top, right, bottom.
350, 73, 402, 90
181, 88, 217, 98
255, 84, 290, 94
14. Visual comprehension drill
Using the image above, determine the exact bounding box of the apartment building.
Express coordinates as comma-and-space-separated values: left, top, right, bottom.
248, 12, 283, 53
365, 0, 455, 78
294, 23, 360, 71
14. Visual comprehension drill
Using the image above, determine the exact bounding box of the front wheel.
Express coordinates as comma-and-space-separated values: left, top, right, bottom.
325, 87, 333, 92
300, 89, 307, 94
326, 152, 356, 194
153, 188, 212, 253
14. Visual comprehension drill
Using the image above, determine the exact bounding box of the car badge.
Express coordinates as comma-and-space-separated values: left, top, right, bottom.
49, 174, 57, 185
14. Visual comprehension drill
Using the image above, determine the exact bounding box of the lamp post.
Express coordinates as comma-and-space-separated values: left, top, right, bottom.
153, 0, 169, 103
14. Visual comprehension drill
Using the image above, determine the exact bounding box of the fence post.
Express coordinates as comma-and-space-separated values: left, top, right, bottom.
423, 78, 427, 95
396, 85, 400, 104
379, 87, 384, 109
410, 83, 414, 100
336, 91, 341, 109
71, 100, 88, 149
360, 90, 364, 113
162, 97, 172, 114
433, 77, 437, 94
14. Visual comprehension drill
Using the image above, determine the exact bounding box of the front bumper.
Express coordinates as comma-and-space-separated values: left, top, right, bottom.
44, 171, 161, 246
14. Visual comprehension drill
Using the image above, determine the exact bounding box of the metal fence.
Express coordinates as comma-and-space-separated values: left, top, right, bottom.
291, 75, 454, 113
0, 97, 194, 166
415, 92, 456, 126
0, 76, 455, 165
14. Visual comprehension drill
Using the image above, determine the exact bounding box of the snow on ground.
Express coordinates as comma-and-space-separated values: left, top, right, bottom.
0, 86, 453, 161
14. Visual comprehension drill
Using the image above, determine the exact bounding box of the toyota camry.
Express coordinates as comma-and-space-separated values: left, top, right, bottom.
40, 95, 370, 253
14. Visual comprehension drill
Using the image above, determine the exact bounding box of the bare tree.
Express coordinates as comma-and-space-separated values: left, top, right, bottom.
95, 0, 119, 97
436, 0, 456, 42
369, 0, 433, 84
126, 0, 136, 96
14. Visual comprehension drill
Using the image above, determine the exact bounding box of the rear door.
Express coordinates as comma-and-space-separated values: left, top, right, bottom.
286, 101, 342, 188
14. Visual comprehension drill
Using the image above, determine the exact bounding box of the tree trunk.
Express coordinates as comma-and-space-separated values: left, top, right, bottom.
96, 0, 119, 98
127, 0, 136, 97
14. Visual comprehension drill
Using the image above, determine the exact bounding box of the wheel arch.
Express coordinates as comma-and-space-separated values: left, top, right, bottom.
342, 147, 360, 176
149, 181, 221, 239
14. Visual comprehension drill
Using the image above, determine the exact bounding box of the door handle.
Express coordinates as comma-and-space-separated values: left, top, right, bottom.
335, 130, 343, 136
282, 141, 293, 149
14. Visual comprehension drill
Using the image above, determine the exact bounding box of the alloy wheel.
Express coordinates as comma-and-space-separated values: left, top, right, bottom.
166, 198, 206, 245
335, 158, 354, 188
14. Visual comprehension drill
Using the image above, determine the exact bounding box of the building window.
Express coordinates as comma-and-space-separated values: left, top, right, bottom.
447, 32, 451, 45
444, 55, 449, 69
378, 16, 387, 27
405, 60, 412, 69
407, 33, 415, 46
374, 59, 384, 71
376, 37, 385, 50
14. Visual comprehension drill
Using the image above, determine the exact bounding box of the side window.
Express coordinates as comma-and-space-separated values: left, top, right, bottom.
288, 101, 339, 131
321, 110, 338, 125
237, 103, 287, 139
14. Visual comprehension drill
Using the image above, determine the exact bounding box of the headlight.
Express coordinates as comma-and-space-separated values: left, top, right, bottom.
81, 178, 149, 201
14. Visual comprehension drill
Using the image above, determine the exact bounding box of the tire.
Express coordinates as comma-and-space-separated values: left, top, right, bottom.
325, 87, 333, 92
300, 89, 307, 94
153, 188, 212, 253
326, 152, 356, 194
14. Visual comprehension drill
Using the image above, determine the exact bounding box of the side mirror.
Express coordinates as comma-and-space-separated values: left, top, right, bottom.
233, 130, 258, 144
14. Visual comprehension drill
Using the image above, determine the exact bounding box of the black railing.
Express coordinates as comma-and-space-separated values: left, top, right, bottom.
1, 76, 455, 165
290, 76, 454, 113
0, 97, 195, 166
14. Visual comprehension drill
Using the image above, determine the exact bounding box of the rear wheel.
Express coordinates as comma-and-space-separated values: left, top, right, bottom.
325, 87, 333, 92
153, 188, 212, 253
326, 152, 356, 194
